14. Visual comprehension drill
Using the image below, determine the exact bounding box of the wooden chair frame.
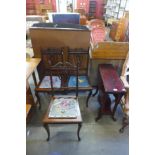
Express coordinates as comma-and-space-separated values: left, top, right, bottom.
35, 47, 93, 109
68, 48, 93, 107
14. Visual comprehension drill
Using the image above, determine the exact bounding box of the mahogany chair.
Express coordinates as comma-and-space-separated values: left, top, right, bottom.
42, 61, 83, 141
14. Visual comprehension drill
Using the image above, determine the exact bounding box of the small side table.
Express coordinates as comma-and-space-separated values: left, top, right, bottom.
26, 58, 41, 115
96, 64, 126, 121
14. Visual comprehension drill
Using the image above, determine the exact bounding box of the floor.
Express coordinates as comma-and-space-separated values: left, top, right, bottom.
26, 92, 129, 155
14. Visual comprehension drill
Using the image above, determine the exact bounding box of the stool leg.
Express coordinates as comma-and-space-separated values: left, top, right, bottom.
43, 124, 50, 141
77, 123, 82, 141
86, 90, 92, 107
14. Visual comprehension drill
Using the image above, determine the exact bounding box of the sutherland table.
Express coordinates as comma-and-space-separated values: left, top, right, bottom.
96, 64, 126, 121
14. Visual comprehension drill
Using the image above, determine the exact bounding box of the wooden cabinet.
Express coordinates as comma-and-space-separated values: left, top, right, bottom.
88, 0, 97, 19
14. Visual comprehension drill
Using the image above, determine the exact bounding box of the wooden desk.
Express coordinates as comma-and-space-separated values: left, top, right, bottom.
96, 64, 126, 121
26, 58, 41, 117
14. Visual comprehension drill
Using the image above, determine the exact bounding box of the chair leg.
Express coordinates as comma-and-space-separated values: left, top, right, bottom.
86, 90, 92, 107
119, 116, 129, 133
43, 123, 50, 141
35, 91, 41, 110
92, 86, 98, 97
77, 123, 82, 141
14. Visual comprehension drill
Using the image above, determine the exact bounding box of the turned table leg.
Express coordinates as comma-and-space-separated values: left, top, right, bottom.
43, 123, 50, 141
112, 94, 124, 121
77, 123, 82, 141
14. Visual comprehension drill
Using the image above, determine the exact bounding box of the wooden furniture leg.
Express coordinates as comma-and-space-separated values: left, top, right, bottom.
77, 123, 82, 141
95, 94, 105, 121
43, 123, 50, 141
95, 107, 102, 122
112, 94, 124, 121
32, 71, 42, 109
32, 72, 37, 87
35, 91, 41, 109
119, 116, 129, 133
86, 90, 92, 107
92, 86, 98, 97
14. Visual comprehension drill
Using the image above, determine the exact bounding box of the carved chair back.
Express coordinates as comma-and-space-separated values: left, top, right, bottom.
68, 48, 89, 75
47, 61, 79, 98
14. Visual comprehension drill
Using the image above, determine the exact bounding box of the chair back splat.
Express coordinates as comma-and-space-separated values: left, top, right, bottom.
68, 48, 89, 75
48, 61, 79, 99
41, 48, 63, 73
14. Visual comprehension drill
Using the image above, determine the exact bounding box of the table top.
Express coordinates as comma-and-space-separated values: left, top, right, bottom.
26, 58, 41, 80
99, 64, 126, 93
43, 98, 82, 124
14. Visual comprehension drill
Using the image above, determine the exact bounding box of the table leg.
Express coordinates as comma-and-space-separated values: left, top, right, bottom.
32, 72, 37, 87
86, 90, 92, 107
77, 123, 82, 141
95, 95, 104, 121
43, 123, 50, 141
112, 94, 124, 121
95, 107, 102, 122
35, 91, 41, 110
32, 71, 41, 109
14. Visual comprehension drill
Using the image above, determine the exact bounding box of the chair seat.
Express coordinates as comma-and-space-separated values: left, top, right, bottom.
39, 76, 61, 88
48, 97, 79, 118
68, 76, 90, 87
39, 75, 91, 89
